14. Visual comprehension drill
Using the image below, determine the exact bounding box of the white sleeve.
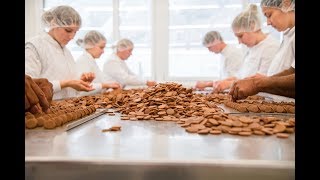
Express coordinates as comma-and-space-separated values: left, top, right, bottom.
25, 42, 62, 93
224, 53, 243, 78
75, 61, 88, 79
104, 61, 146, 86
25, 42, 42, 78
291, 60, 295, 68
257, 46, 279, 75
291, 36, 295, 68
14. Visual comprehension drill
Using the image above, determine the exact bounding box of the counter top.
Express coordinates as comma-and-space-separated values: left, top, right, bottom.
25, 92, 295, 180
26, 111, 294, 180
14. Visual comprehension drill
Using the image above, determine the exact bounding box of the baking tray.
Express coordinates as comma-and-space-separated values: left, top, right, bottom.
25, 109, 108, 132
65, 109, 107, 131
226, 112, 295, 118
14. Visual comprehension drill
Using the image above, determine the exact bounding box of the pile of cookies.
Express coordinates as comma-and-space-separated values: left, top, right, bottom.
97, 83, 295, 138
25, 82, 295, 138
178, 113, 294, 137
205, 93, 295, 114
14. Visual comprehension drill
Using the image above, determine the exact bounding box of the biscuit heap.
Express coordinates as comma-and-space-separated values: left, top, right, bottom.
25, 100, 96, 129
205, 93, 295, 114
97, 83, 295, 138
25, 83, 295, 138
178, 113, 294, 137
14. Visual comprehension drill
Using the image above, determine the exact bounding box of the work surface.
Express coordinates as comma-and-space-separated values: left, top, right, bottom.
26, 112, 294, 161
25, 90, 295, 180
26, 111, 294, 179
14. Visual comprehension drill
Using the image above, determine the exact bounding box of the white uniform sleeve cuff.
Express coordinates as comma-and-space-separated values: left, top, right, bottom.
51, 80, 61, 93
91, 83, 102, 92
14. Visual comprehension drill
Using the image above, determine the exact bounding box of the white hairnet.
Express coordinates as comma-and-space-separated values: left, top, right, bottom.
41, 5, 82, 30
76, 30, 106, 49
261, 0, 295, 13
232, 4, 262, 33
202, 31, 223, 47
112, 38, 134, 52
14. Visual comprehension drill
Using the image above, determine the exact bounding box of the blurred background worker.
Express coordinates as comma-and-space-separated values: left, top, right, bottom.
212, 4, 280, 93
103, 38, 157, 88
25, 5, 95, 100
75, 30, 121, 96
229, 0, 295, 100
195, 31, 244, 90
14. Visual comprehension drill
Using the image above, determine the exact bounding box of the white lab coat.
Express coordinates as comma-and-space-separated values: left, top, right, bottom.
220, 44, 244, 79
75, 51, 112, 96
103, 53, 146, 87
237, 34, 280, 79
267, 26, 295, 76
25, 32, 79, 100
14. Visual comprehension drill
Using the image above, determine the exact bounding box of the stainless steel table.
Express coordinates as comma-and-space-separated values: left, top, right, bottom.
26, 109, 295, 180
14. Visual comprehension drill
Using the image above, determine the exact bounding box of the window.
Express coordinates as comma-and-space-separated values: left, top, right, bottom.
37, 0, 281, 83
119, 0, 152, 78
168, 0, 244, 80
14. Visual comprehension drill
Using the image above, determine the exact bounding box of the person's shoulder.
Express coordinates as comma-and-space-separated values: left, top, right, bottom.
75, 53, 87, 63
26, 34, 50, 51
264, 34, 280, 47
106, 56, 120, 64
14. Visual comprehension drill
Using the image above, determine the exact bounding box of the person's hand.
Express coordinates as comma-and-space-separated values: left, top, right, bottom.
68, 80, 95, 92
33, 78, 53, 103
104, 82, 121, 89
212, 80, 233, 93
229, 78, 260, 101
195, 81, 212, 90
25, 75, 52, 114
81, 72, 95, 83
146, 81, 157, 87
244, 73, 266, 79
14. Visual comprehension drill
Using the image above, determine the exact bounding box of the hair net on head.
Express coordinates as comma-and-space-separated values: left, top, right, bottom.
261, 0, 295, 13
76, 30, 106, 49
202, 31, 223, 47
232, 4, 262, 33
112, 38, 134, 52
41, 5, 82, 30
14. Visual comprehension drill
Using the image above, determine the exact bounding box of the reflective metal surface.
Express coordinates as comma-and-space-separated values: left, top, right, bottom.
26, 112, 294, 179
25, 92, 295, 180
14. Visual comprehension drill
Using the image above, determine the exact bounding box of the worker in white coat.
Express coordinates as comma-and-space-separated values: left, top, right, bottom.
25, 5, 95, 100
75, 30, 121, 96
212, 4, 280, 93
265, 0, 295, 76
103, 38, 157, 88
195, 31, 244, 90
229, 0, 295, 100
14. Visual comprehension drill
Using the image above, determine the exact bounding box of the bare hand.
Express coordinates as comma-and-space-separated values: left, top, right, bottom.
33, 78, 53, 103
106, 82, 121, 89
146, 81, 157, 87
213, 80, 233, 93
229, 78, 260, 101
69, 80, 95, 92
195, 81, 210, 90
25, 75, 52, 114
81, 72, 95, 83
244, 73, 266, 79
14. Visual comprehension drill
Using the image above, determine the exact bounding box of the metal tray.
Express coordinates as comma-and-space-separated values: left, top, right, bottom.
226, 112, 295, 117
25, 109, 108, 132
